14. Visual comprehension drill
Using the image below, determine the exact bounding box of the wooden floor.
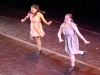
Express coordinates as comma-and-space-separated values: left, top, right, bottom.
0, 32, 99, 75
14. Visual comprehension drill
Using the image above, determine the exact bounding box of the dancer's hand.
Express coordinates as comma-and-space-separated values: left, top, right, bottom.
21, 19, 25, 22
59, 39, 64, 43
84, 40, 90, 44
47, 21, 52, 25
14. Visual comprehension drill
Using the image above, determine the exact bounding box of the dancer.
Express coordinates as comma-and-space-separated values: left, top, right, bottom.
57, 13, 90, 71
21, 4, 52, 55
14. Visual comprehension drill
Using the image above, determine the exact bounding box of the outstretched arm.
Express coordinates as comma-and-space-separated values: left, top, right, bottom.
39, 13, 52, 25
72, 23, 90, 44
21, 13, 30, 22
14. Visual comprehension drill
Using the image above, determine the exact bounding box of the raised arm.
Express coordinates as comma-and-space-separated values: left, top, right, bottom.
39, 13, 52, 25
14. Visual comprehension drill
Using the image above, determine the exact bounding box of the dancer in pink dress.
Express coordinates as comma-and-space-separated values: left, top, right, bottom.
58, 13, 90, 71
21, 4, 52, 55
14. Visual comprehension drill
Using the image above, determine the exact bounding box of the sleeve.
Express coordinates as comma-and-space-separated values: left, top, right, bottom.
60, 23, 64, 29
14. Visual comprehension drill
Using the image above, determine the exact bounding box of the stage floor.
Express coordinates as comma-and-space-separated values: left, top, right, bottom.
0, 5, 100, 75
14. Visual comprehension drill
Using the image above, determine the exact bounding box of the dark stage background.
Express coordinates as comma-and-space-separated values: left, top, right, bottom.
0, 0, 100, 33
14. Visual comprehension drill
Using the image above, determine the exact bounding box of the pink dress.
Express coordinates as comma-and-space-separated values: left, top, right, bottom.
29, 13, 44, 37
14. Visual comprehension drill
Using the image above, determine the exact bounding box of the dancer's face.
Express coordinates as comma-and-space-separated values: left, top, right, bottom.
31, 7, 37, 13
65, 15, 71, 23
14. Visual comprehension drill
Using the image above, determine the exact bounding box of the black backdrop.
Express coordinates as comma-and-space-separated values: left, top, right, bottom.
0, 0, 100, 20
0, 0, 100, 33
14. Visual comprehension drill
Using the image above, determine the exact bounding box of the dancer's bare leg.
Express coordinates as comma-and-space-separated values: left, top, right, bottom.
36, 36, 41, 50
36, 36, 42, 55
69, 54, 75, 67
68, 54, 75, 71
